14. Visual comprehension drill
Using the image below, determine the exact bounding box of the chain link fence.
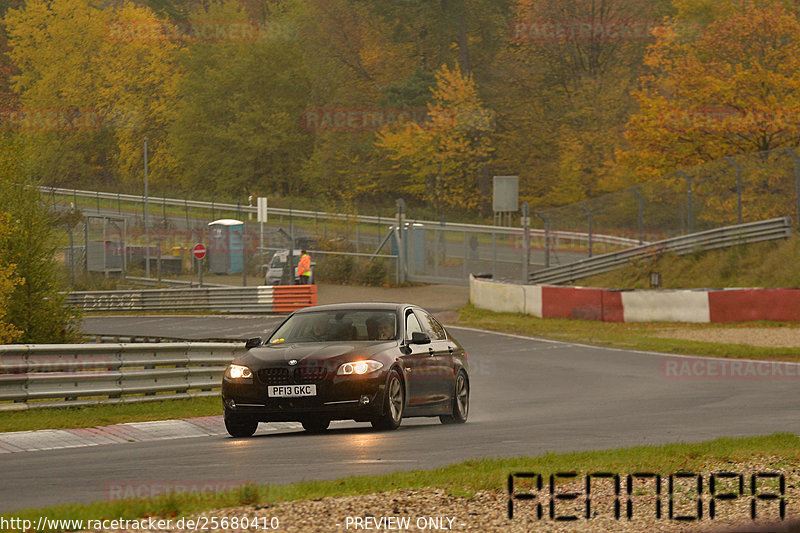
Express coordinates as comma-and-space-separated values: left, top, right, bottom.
49, 146, 800, 287
533, 147, 800, 267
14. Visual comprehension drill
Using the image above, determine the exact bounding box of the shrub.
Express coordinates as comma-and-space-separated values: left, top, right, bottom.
361, 259, 388, 286
315, 255, 355, 283
0, 141, 81, 343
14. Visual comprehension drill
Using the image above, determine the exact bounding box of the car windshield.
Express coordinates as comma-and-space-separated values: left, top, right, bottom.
267, 310, 397, 343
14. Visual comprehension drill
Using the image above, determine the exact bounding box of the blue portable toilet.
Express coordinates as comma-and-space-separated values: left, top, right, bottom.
208, 219, 244, 274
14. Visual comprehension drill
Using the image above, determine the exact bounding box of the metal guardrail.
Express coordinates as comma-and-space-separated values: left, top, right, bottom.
124, 276, 228, 288
41, 186, 645, 247
0, 343, 244, 411
82, 335, 242, 344
65, 285, 317, 313
529, 217, 793, 285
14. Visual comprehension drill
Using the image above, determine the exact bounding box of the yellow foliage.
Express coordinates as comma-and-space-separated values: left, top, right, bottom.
376, 64, 494, 212
4, 0, 182, 187
0, 213, 23, 345
622, 0, 800, 181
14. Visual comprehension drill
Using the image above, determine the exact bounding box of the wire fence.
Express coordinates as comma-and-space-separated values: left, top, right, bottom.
48, 146, 800, 286
535, 147, 800, 266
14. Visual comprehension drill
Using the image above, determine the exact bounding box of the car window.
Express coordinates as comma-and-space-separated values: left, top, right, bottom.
405, 311, 423, 339
267, 310, 396, 343
414, 309, 446, 341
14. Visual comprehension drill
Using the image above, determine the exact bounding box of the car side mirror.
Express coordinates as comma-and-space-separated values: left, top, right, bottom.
245, 337, 262, 350
410, 332, 431, 345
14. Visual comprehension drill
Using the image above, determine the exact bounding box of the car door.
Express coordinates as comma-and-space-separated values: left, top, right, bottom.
413, 308, 453, 410
400, 308, 437, 412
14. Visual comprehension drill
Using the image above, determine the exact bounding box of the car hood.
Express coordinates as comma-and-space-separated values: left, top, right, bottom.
235, 341, 396, 369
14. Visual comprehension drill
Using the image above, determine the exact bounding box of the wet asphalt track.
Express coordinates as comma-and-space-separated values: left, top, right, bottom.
0, 317, 798, 511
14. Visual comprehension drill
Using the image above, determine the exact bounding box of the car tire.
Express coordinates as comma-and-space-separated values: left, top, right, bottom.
225, 414, 258, 438
301, 417, 330, 433
440, 371, 469, 425
371, 369, 404, 431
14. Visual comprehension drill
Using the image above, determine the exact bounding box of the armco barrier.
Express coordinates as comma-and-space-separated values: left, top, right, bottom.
530, 217, 792, 285
65, 285, 316, 313
470, 275, 800, 323
0, 343, 244, 411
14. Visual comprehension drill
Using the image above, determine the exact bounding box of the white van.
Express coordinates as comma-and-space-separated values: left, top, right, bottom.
264, 249, 315, 285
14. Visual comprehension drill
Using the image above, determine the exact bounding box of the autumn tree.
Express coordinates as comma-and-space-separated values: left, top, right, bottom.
0, 213, 22, 345
489, 0, 672, 207
622, 0, 800, 180
4, 0, 113, 186
377, 64, 494, 213
0, 139, 80, 343
167, 0, 312, 199
4, 0, 181, 190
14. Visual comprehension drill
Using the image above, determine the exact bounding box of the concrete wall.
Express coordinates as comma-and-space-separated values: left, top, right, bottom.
469, 275, 799, 323
621, 290, 710, 323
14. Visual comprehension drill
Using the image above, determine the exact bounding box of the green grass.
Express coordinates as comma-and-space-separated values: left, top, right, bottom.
581, 236, 800, 289
456, 304, 800, 361
4, 433, 798, 528
0, 396, 221, 433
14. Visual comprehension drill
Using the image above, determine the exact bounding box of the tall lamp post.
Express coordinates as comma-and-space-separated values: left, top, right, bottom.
144, 136, 150, 278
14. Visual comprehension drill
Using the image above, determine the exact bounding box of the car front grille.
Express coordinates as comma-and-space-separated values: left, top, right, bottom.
259, 368, 292, 386
258, 366, 328, 386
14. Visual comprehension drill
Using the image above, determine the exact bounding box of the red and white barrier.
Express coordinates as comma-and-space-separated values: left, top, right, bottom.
470, 275, 800, 323
621, 290, 710, 323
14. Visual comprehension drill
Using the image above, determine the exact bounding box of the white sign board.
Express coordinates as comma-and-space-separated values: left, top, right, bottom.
493, 176, 519, 212
257, 197, 268, 223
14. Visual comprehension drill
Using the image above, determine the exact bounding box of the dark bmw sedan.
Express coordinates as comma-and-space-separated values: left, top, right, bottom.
222, 303, 469, 437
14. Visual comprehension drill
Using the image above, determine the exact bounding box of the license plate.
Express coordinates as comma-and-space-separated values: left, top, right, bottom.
268, 384, 317, 398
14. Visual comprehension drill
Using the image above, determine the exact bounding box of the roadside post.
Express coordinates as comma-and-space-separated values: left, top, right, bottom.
536, 210, 550, 268
521, 201, 530, 283
192, 243, 207, 287
258, 197, 268, 281
396, 198, 406, 283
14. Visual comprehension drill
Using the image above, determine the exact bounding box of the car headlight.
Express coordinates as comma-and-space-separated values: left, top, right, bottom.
337, 360, 383, 376
226, 364, 253, 379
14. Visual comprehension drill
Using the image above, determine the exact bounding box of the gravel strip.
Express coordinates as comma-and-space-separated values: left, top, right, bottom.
656, 327, 800, 348
83, 459, 799, 533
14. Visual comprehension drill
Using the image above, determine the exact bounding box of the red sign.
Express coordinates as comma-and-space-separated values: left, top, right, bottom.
192, 243, 207, 260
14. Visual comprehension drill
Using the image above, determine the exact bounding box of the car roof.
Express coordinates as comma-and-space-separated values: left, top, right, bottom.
293, 302, 411, 313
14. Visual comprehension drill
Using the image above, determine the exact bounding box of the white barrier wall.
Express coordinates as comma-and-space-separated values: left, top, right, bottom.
470, 276, 799, 323
470, 275, 711, 323
470, 276, 526, 313
469, 276, 543, 317
524, 284, 543, 318
621, 290, 711, 323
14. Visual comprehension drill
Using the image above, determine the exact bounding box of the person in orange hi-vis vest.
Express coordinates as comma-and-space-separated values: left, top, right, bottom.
296, 249, 311, 284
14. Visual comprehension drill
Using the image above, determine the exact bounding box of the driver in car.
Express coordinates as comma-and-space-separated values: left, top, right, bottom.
309, 316, 330, 341
376, 319, 395, 340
